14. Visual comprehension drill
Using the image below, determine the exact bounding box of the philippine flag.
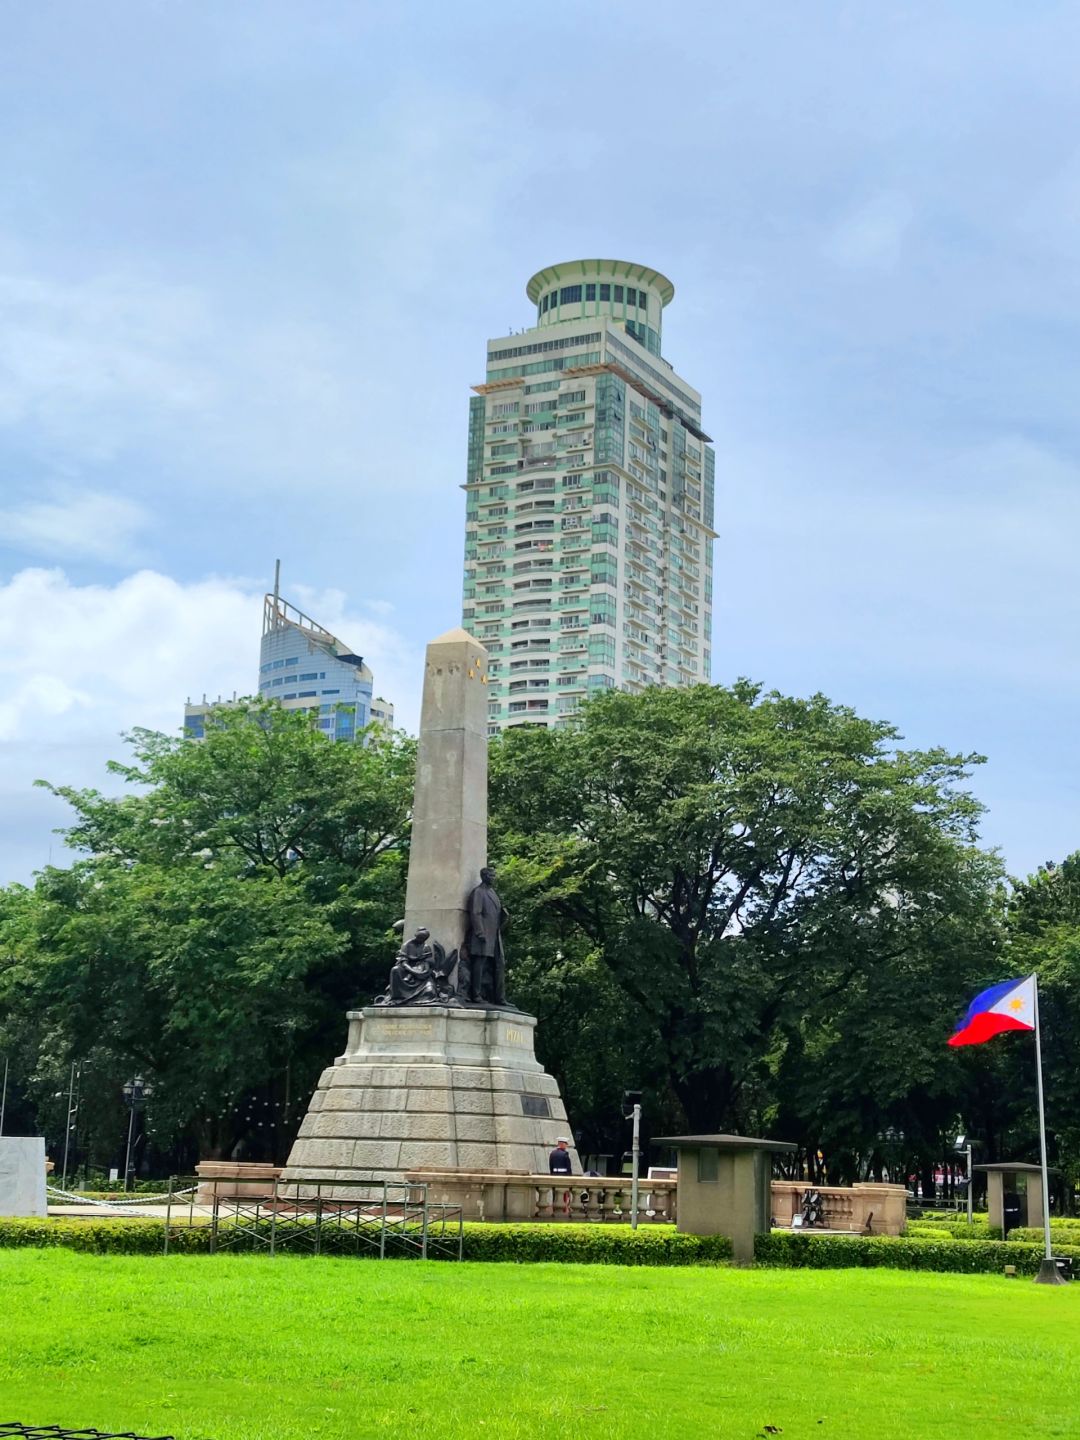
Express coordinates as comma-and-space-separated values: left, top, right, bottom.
948, 976, 1037, 1047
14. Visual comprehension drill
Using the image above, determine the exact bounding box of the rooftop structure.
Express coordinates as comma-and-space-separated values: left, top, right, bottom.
184, 565, 394, 741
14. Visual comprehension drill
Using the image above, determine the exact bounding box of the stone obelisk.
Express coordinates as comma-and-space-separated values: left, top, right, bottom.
282, 627, 578, 1187
401, 628, 488, 958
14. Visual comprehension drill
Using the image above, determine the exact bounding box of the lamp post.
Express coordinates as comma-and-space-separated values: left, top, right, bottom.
54, 1063, 80, 1191
623, 1091, 643, 1231
122, 1076, 153, 1192
954, 1134, 976, 1225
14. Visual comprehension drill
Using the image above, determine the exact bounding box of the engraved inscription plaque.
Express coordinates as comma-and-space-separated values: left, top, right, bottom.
521, 1095, 552, 1118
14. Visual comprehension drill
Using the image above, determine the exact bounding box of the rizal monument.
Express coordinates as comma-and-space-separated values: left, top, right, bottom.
283, 628, 578, 1183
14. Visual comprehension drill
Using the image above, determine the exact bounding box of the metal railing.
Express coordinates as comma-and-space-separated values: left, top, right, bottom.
196, 1175, 463, 1261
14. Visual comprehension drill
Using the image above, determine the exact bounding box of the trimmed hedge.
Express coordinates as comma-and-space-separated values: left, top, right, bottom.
0, 1217, 731, 1266
458, 1223, 731, 1265
0, 1219, 211, 1254
756, 1230, 1080, 1276
911, 1210, 990, 1223
10, 1218, 1078, 1274
1010, 1225, 1080, 1245
906, 1220, 1003, 1242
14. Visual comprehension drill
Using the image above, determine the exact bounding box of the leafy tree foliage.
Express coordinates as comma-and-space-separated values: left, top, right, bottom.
992, 853, 1080, 1192
0, 682, 1028, 1191
490, 683, 1004, 1180
0, 704, 413, 1171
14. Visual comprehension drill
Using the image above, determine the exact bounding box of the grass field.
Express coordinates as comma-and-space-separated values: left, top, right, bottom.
2, 1252, 1079, 1439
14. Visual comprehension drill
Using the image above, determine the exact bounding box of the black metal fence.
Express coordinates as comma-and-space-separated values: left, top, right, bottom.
0, 1427, 175, 1439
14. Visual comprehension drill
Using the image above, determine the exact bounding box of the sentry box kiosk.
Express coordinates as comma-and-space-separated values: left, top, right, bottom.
653, 1133, 797, 1263
974, 1161, 1052, 1236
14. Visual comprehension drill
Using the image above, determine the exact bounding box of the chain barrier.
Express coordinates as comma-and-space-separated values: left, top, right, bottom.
46, 1184, 198, 1215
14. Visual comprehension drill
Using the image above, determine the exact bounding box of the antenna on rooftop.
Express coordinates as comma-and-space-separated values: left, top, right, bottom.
273, 558, 281, 612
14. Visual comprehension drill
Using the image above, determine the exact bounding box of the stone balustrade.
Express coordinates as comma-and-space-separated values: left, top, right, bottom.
404, 1168, 678, 1224
770, 1180, 907, 1235
194, 1160, 283, 1206
191, 1161, 906, 1237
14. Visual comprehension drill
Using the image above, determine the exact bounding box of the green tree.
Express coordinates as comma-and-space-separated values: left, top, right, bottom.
0, 703, 413, 1168
997, 853, 1080, 1196
490, 683, 1003, 1171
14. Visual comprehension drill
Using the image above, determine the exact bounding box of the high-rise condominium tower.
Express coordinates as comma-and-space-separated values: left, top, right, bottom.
462, 259, 714, 735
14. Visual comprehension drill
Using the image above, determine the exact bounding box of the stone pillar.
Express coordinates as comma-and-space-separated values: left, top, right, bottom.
655, 1135, 797, 1263
0, 1137, 48, 1218
403, 629, 489, 954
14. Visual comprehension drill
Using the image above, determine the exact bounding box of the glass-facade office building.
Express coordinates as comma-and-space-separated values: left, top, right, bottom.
462, 259, 714, 734
184, 591, 393, 740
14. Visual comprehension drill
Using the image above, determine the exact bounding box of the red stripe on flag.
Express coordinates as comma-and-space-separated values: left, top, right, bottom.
948, 1011, 1033, 1047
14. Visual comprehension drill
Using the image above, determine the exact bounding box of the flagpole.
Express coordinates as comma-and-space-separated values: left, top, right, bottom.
1032, 974, 1064, 1284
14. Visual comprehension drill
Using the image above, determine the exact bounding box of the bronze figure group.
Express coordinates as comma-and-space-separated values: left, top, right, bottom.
375, 867, 513, 1010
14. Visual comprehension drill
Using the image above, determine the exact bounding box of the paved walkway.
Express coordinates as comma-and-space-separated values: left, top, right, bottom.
48, 1202, 210, 1220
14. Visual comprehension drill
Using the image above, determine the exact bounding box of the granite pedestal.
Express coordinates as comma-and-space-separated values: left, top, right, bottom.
283, 1006, 579, 1185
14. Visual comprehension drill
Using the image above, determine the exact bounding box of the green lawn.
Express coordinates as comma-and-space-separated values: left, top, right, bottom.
2, 1252, 1079, 1439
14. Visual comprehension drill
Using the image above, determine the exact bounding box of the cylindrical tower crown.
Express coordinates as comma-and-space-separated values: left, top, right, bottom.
526, 259, 674, 357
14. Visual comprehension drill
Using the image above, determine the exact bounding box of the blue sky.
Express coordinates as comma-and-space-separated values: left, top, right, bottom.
1, 1, 1078, 884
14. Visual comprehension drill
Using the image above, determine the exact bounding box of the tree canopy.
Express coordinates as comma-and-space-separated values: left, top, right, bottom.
489, 682, 1005, 1181
0, 703, 413, 1170
5, 684, 1077, 1196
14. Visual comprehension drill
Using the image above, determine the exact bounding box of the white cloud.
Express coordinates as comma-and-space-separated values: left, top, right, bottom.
0, 568, 421, 884
0, 489, 150, 564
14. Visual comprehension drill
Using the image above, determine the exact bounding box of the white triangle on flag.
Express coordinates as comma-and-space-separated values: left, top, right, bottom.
988, 975, 1036, 1026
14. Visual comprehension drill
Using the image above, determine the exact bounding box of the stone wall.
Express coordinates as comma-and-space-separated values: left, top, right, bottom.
770, 1180, 907, 1235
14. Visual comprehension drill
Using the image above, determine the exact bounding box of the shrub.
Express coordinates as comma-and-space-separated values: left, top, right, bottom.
458, 1223, 731, 1265
756, 1230, 1080, 1275
0, 1219, 211, 1254
1009, 1225, 1080, 1245
906, 1221, 1003, 1242
0, 1217, 730, 1266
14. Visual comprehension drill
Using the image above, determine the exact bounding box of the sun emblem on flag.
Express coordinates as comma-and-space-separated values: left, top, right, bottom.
1009, 996, 1026, 1013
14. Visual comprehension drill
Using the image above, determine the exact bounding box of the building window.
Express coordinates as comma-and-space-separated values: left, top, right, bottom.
559, 284, 582, 305
626, 288, 637, 307
613, 285, 624, 303
285, 657, 298, 666
541, 294, 549, 313
599, 284, 610, 301
585, 283, 596, 301
322, 688, 340, 695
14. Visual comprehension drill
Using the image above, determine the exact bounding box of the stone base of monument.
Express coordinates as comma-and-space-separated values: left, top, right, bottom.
283, 1005, 580, 1185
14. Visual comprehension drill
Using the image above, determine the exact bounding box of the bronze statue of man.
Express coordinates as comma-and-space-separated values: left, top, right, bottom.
462, 866, 509, 1006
